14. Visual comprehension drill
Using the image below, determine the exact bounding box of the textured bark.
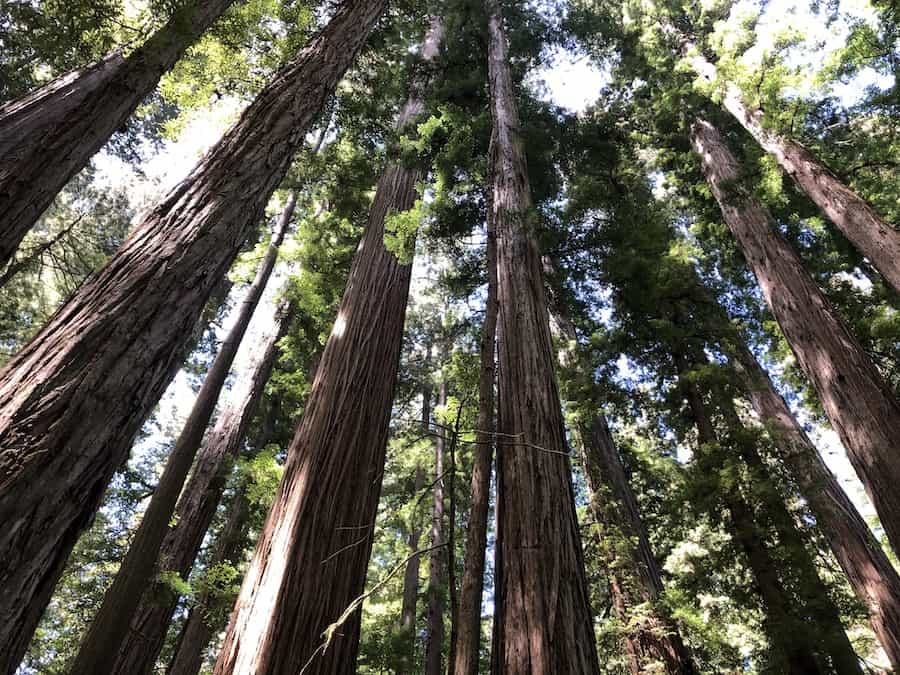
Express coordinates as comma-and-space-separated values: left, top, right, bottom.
212, 20, 445, 675
167, 491, 252, 675
0, 0, 237, 268
399, 465, 426, 634
110, 298, 296, 675
691, 117, 900, 557
727, 338, 900, 669
452, 223, 498, 675
486, 2, 600, 672
688, 53, 900, 294
677, 360, 824, 674
0, 5, 384, 670
426, 381, 448, 675
581, 415, 697, 675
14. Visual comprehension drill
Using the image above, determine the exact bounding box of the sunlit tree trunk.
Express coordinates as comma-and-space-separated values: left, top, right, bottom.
726, 337, 900, 669
211, 20, 445, 675
452, 221, 498, 675
0, 4, 385, 669
486, 2, 600, 672
426, 381, 448, 675
691, 117, 900, 558
0, 0, 237, 269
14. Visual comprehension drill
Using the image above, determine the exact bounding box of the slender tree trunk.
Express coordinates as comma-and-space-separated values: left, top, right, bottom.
0, 213, 83, 288
71, 196, 293, 675
452, 223, 498, 675
581, 415, 697, 674
0, 4, 384, 669
212, 20, 445, 675
109, 297, 296, 675
398, 465, 426, 633
726, 338, 900, 669
677, 358, 824, 674
687, 53, 900, 294
426, 381, 448, 675
691, 117, 900, 557
486, 2, 600, 672
0, 0, 238, 268
167, 490, 252, 675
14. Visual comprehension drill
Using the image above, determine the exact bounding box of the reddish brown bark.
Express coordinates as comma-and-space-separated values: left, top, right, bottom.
486, 2, 600, 672
0, 5, 385, 670
212, 21, 445, 675
727, 338, 900, 669
452, 223, 498, 675
426, 381, 448, 675
0, 0, 237, 268
691, 117, 900, 558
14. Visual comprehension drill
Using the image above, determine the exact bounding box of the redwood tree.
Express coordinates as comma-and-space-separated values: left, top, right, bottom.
486, 1, 600, 671
426, 380, 448, 675
211, 20, 446, 674
0, 4, 387, 669
0, 0, 238, 269
691, 116, 900, 557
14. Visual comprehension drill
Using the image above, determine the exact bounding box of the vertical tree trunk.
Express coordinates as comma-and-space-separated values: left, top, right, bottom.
0, 0, 238, 268
426, 381, 448, 675
398, 465, 426, 634
486, 2, 600, 672
109, 296, 296, 675
726, 337, 900, 669
0, 4, 385, 669
691, 117, 900, 557
676, 358, 825, 674
452, 222, 498, 675
212, 20, 445, 675
686, 52, 900, 294
167, 490, 252, 675
581, 415, 697, 675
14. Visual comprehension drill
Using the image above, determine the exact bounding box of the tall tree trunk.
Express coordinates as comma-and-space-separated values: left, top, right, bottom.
581, 415, 697, 675
167, 489, 252, 675
70, 196, 293, 675
0, 4, 385, 669
691, 117, 900, 557
687, 53, 900, 294
398, 465, 426, 633
0, 0, 238, 268
109, 296, 296, 675
486, 2, 600, 672
676, 357, 824, 674
212, 20, 445, 675
452, 222, 498, 675
426, 381, 448, 675
726, 337, 900, 669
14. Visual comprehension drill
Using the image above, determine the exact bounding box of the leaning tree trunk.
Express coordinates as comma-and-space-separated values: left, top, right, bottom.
691, 117, 900, 558
70, 195, 293, 675
677, 360, 824, 675
581, 415, 697, 674
452, 221, 498, 675
486, 2, 600, 672
0, 0, 238, 269
726, 337, 900, 669
426, 381, 448, 675
109, 297, 296, 675
167, 490, 252, 675
686, 52, 900, 294
0, 4, 385, 670
212, 20, 445, 675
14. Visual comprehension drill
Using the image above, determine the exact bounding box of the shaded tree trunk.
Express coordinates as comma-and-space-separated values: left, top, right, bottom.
398, 465, 426, 634
452, 222, 498, 675
426, 381, 448, 675
581, 415, 697, 675
687, 52, 900, 294
109, 297, 296, 675
167, 490, 252, 675
691, 117, 900, 558
70, 195, 293, 675
212, 20, 445, 675
726, 337, 900, 669
486, 2, 600, 672
0, 0, 237, 268
0, 4, 385, 670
